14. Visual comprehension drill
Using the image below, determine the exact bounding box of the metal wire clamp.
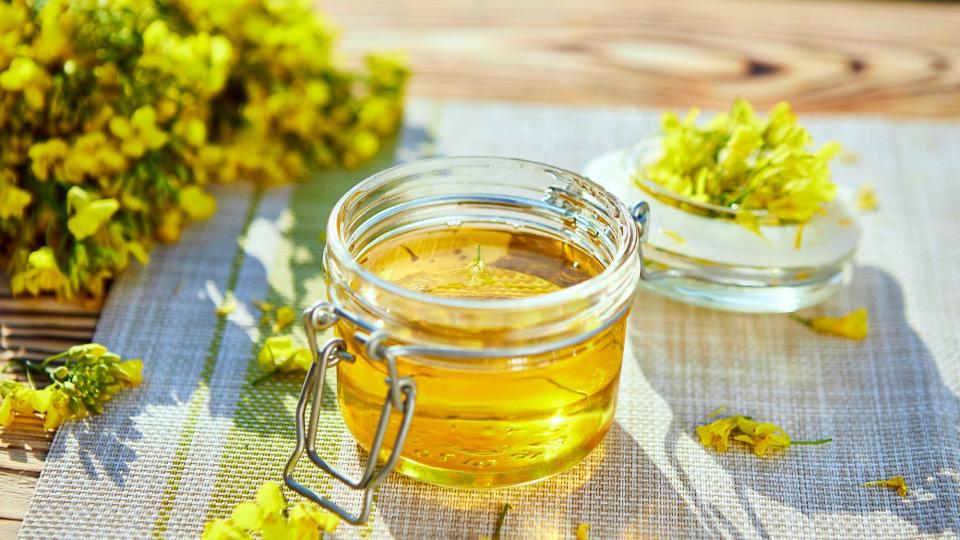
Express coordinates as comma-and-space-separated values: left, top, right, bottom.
283, 302, 417, 525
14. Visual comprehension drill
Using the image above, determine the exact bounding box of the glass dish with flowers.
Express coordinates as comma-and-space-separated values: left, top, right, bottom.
583, 99, 860, 312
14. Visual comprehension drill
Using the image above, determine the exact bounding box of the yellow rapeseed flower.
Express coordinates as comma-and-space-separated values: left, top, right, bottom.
272, 306, 297, 333
856, 185, 877, 212
0, 57, 51, 110
576, 523, 590, 540
216, 297, 237, 317
696, 416, 740, 454
792, 308, 869, 340
863, 476, 909, 497
0, 171, 32, 219
731, 418, 791, 457
253, 300, 275, 313
109, 106, 169, 158
10, 247, 65, 295
157, 209, 183, 243
258, 336, 311, 373
66, 186, 120, 240
1, 343, 142, 430
62, 132, 126, 182
201, 482, 338, 540
27, 139, 68, 181
179, 185, 217, 220
696, 413, 830, 457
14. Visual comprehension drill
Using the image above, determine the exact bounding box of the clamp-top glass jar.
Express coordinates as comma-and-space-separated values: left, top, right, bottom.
285, 157, 645, 524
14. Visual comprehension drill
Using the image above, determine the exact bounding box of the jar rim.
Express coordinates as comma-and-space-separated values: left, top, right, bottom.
325, 156, 641, 312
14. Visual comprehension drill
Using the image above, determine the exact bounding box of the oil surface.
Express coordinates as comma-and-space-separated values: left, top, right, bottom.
336, 226, 625, 487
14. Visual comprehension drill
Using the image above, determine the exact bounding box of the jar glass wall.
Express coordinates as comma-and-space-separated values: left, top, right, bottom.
323, 157, 643, 488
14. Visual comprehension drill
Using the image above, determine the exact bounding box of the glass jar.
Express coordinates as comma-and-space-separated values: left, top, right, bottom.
285, 157, 645, 524
582, 138, 861, 313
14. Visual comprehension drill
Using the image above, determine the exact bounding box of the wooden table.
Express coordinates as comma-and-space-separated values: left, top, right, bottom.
2, 0, 958, 536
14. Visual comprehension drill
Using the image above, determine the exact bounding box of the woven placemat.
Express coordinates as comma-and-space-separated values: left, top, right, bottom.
20, 100, 960, 538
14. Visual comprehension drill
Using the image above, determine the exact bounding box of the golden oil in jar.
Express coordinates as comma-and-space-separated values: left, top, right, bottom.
334, 225, 626, 488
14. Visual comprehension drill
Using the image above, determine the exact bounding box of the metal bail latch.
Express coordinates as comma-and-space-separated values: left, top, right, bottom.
283, 302, 417, 525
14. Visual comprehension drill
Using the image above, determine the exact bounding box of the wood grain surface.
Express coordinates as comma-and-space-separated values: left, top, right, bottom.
327, 0, 960, 118
2, 0, 959, 537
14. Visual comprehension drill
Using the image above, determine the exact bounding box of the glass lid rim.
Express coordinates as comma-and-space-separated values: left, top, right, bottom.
325, 155, 641, 312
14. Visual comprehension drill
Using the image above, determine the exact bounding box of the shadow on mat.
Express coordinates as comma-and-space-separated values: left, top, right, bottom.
634, 265, 960, 536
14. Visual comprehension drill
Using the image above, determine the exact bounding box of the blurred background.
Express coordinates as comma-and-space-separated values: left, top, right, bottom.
327, 0, 960, 117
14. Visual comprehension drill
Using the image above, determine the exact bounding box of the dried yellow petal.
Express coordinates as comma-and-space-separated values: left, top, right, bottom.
253, 300, 275, 313
258, 336, 311, 373
863, 476, 908, 497
255, 482, 286, 516
856, 185, 877, 212
273, 307, 297, 333
660, 229, 686, 245
794, 308, 869, 340
216, 297, 237, 317
231, 501, 262, 530
696, 412, 829, 457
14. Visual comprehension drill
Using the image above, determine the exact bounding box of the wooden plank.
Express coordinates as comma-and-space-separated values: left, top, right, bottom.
0, 416, 52, 476
3, 325, 95, 341
0, 470, 38, 520
0, 313, 98, 329
0, 295, 101, 315
0, 519, 20, 539
325, 0, 960, 118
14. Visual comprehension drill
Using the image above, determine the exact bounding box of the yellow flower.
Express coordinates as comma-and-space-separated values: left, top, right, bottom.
576, 523, 590, 540
157, 210, 183, 243
1, 342, 140, 431
258, 336, 312, 373
127, 241, 150, 266
272, 306, 297, 333
288, 502, 339, 534
216, 295, 237, 317
856, 185, 877, 212
109, 106, 169, 158
0, 171, 32, 219
731, 418, 791, 457
253, 300, 275, 313
793, 308, 869, 340
696, 416, 739, 453
62, 132, 126, 182
863, 476, 909, 497
0, 396, 14, 427
66, 186, 120, 240
10, 247, 65, 295
696, 413, 830, 457
27, 138, 68, 181
116, 359, 145, 386
256, 482, 286, 516
200, 519, 245, 540
0, 57, 51, 110
175, 116, 208, 147
201, 482, 338, 540
179, 185, 217, 220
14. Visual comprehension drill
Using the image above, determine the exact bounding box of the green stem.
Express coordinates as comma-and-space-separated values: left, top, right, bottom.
250, 370, 278, 386
41, 350, 70, 366
793, 438, 832, 445
789, 313, 812, 326
11, 358, 47, 373
492, 503, 511, 540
